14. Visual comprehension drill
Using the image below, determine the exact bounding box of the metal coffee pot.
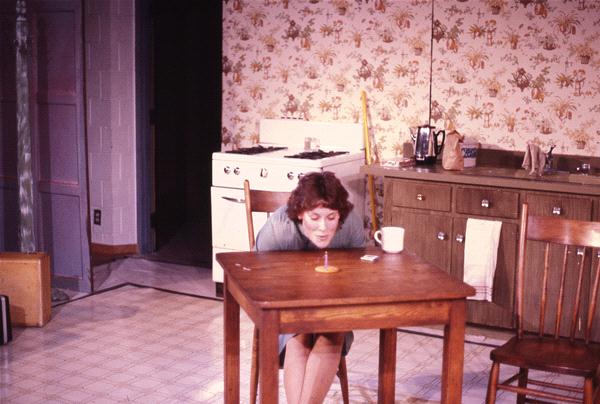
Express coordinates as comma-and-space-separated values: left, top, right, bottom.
412, 125, 445, 165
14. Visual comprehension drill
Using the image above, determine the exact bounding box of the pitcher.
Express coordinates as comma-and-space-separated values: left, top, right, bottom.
412, 125, 445, 165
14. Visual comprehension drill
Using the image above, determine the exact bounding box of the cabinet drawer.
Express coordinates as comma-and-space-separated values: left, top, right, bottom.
390, 180, 452, 212
525, 193, 593, 220
456, 186, 519, 219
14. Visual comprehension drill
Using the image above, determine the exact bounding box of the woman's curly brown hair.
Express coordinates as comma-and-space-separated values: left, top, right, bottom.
287, 171, 354, 225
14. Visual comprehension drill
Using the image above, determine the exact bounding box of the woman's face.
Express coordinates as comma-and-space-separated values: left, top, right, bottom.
298, 206, 340, 248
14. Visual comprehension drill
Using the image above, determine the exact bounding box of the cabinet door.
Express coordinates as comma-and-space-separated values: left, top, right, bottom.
592, 200, 600, 341
523, 194, 593, 338
452, 218, 517, 329
591, 251, 600, 342
389, 208, 452, 271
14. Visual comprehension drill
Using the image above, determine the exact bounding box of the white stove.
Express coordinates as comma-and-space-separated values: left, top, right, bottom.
211, 119, 366, 285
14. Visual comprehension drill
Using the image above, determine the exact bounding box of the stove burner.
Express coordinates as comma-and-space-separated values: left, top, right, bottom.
225, 145, 287, 155
284, 150, 349, 160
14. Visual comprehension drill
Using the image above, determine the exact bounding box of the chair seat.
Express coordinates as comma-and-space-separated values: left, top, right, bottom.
491, 335, 600, 377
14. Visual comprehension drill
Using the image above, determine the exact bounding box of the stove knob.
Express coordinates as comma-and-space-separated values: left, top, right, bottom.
233, 167, 241, 175
224, 166, 231, 174
260, 168, 268, 178
287, 172, 295, 180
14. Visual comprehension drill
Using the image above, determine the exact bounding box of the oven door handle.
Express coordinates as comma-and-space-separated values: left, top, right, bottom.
221, 196, 245, 204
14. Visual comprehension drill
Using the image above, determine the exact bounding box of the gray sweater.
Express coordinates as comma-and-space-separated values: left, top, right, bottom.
255, 205, 366, 251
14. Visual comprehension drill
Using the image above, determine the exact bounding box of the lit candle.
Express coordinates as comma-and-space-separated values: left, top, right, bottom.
324, 251, 328, 269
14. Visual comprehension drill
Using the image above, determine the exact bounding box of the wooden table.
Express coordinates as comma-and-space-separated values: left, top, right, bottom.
218, 247, 475, 403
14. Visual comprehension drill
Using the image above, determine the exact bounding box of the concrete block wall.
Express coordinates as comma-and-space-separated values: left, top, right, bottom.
84, 0, 137, 246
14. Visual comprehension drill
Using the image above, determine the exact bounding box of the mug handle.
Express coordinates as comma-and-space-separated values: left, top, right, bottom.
374, 230, 382, 245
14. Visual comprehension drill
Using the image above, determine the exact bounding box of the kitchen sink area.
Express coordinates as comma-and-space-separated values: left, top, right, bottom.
457, 166, 600, 186
362, 155, 600, 196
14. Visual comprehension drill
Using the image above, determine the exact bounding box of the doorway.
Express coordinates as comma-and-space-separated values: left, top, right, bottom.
138, 1, 221, 267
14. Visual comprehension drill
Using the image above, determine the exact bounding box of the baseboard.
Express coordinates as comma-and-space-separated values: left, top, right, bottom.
90, 243, 139, 258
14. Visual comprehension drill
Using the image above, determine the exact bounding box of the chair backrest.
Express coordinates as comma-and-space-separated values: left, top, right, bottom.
243, 179, 291, 250
516, 203, 600, 342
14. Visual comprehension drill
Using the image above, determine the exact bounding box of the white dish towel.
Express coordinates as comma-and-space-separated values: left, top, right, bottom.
463, 218, 502, 302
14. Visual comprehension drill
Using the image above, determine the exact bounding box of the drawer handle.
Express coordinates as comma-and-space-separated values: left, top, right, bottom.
416, 193, 424, 201
456, 234, 464, 243
437, 232, 447, 241
224, 166, 231, 174
221, 196, 245, 204
260, 168, 268, 178
552, 206, 562, 215
577, 247, 585, 256
481, 199, 490, 208
233, 167, 241, 175
287, 172, 295, 180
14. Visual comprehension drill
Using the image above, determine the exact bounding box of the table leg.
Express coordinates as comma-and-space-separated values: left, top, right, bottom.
259, 310, 280, 404
377, 328, 397, 404
224, 277, 240, 404
441, 299, 467, 404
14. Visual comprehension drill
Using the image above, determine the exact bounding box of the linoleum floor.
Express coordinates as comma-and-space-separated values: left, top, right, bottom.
1, 260, 582, 403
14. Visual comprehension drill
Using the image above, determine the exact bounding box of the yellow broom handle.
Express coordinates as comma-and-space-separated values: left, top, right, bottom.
360, 90, 378, 235
361, 91, 372, 165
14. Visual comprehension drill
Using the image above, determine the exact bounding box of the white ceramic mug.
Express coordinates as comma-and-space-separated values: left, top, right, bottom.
374, 226, 405, 253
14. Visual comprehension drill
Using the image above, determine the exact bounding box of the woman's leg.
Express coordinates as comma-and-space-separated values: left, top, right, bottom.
283, 334, 313, 404
298, 332, 345, 404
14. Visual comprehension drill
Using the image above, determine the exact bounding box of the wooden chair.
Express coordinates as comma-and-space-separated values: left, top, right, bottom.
243, 179, 349, 404
486, 203, 600, 404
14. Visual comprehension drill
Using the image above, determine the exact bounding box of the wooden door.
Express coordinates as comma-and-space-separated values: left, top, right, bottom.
452, 218, 517, 329
32, 0, 90, 291
0, 0, 90, 292
0, 6, 19, 251
389, 208, 452, 271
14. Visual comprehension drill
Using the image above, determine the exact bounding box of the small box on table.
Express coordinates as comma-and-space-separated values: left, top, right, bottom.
0, 252, 51, 327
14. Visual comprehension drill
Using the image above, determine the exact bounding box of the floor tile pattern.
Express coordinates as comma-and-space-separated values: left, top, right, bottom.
2, 284, 583, 403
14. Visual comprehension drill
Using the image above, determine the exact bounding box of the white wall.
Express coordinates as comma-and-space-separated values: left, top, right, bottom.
84, 0, 137, 246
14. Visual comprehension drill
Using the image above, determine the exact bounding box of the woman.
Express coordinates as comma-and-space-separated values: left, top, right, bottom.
255, 171, 366, 404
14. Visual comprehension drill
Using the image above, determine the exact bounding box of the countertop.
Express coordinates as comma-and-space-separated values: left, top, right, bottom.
361, 163, 600, 196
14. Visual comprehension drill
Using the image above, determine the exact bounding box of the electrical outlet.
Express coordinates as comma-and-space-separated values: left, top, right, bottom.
93, 209, 101, 225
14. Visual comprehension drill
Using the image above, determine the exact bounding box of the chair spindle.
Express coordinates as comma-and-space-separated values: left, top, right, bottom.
586, 254, 600, 343
570, 246, 587, 341
554, 244, 569, 338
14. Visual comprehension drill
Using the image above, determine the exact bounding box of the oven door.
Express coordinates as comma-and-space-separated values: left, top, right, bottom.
211, 186, 269, 282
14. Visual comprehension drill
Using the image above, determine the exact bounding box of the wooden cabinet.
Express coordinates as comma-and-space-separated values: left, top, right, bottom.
385, 180, 452, 270
389, 209, 453, 272
382, 176, 600, 333
451, 218, 518, 328
364, 162, 600, 335
384, 179, 517, 328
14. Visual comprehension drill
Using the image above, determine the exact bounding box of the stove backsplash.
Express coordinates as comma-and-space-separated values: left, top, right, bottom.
259, 119, 364, 152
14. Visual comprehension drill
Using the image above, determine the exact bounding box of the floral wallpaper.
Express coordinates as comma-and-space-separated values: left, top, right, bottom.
432, 0, 600, 156
222, 0, 600, 160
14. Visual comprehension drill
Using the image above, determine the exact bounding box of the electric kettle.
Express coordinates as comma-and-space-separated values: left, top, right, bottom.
412, 125, 445, 165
